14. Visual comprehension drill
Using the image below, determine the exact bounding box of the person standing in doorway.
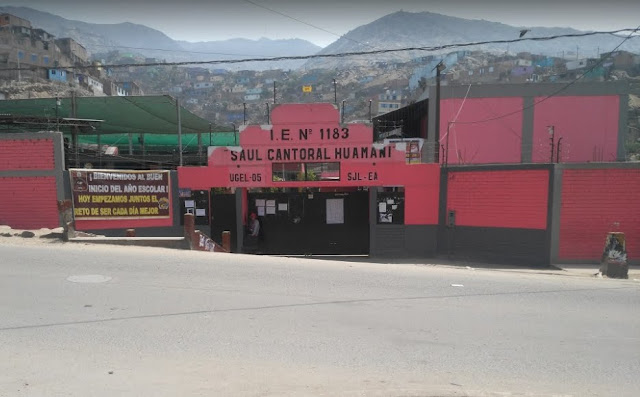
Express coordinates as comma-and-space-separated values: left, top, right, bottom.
249, 212, 260, 238
245, 212, 261, 254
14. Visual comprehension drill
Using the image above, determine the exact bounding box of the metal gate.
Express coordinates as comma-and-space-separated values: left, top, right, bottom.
246, 191, 369, 255
210, 192, 237, 252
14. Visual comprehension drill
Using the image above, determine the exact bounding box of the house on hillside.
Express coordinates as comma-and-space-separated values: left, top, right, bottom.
103, 82, 127, 96
0, 13, 66, 80
194, 82, 214, 90
47, 69, 67, 82
117, 81, 144, 96
55, 37, 89, 66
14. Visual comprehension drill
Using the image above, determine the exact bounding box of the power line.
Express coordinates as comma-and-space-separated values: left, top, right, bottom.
4, 28, 637, 72
452, 25, 640, 126
89, 42, 281, 58
240, 0, 378, 50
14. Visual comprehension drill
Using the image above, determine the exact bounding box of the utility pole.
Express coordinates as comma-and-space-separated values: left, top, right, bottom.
266, 102, 270, 124
434, 61, 446, 163
332, 79, 337, 104
368, 100, 372, 122
243, 103, 247, 125
232, 123, 237, 146
341, 100, 345, 124
176, 97, 183, 166
55, 96, 61, 132
17, 50, 21, 82
273, 81, 276, 104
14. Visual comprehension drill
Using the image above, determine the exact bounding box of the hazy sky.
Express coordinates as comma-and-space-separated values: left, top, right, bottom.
4, 0, 640, 47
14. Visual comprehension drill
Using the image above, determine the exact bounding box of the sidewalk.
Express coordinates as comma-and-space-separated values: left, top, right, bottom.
429, 259, 640, 280
303, 255, 640, 280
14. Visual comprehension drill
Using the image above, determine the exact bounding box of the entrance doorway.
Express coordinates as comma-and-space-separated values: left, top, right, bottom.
210, 191, 237, 252
246, 190, 369, 255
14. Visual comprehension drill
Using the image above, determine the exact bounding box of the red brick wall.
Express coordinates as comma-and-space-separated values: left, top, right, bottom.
559, 169, 640, 261
0, 176, 59, 229
0, 137, 59, 229
0, 138, 54, 170
447, 169, 550, 229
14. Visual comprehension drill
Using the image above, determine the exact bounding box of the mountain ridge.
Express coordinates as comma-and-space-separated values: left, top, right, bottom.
304, 10, 640, 69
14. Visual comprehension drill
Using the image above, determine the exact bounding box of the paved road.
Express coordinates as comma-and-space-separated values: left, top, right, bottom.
1, 242, 639, 397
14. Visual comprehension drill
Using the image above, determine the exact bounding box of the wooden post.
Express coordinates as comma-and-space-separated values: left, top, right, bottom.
222, 230, 231, 253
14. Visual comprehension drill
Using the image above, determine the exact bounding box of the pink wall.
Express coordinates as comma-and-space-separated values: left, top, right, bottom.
559, 168, 640, 261
532, 96, 619, 163
179, 103, 440, 225
0, 138, 59, 229
447, 170, 549, 229
439, 97, 523, 164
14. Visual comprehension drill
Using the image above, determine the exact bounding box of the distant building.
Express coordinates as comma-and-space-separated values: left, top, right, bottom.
0, 13, 64, 80
116, 81, 144, 96
194, 82, 214, 90
47, 68, 67, 82
376, 90, 403, 116
103, 81, 127, 96
244, 93, 261, 102
55, 37, 88, 65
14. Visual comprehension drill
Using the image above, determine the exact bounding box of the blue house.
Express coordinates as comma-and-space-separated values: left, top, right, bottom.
48, 69, 67, 82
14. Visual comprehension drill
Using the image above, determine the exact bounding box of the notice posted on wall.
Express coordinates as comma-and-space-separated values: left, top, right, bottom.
326, 198, 344, 224
70, 169, 171, 220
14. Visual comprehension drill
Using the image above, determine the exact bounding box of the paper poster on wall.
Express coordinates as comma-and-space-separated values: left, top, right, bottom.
196, 208, 206, 216
256, 199, 266, 207
378, 202, 387, 212
257, 207, 266, 216
387, 199, 395, 204
379, 213, 392, 223
186, 208, 195, 215
185, 200, 195, 208
266, 200, 276, 207
278, 203, 288, 211
266, 206, 276, 215
326, 198, 344, 224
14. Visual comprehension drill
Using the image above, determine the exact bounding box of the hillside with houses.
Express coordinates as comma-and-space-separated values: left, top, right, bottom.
1, 10, 640, 157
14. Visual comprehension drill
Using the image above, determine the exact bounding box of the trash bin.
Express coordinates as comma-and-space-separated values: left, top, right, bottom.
600, 232, 628, 279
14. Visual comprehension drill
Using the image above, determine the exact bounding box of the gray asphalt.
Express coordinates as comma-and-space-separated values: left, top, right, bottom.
1, 242, 639, 397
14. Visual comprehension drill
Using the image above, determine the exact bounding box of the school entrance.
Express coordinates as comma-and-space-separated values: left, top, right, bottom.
246, 190, 369, 255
